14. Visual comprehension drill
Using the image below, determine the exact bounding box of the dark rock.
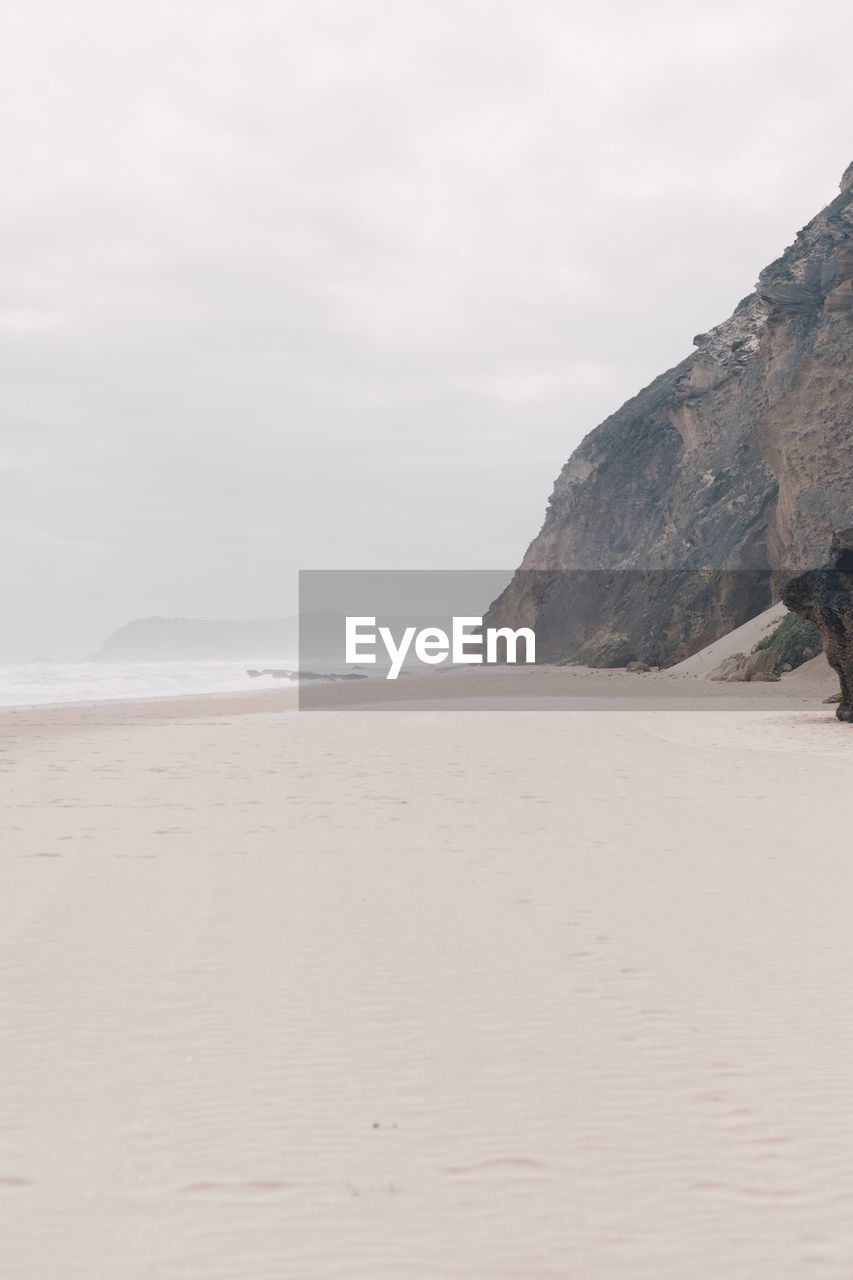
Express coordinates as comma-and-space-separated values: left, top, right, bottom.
782, 528, 853, 721
293, 671, 367, 682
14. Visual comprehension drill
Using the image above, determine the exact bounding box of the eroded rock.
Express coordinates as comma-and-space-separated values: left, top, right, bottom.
782, 528, 853, 721
709, 648, 781, 682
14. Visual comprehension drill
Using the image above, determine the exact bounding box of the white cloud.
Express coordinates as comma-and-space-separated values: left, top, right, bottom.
0, 0, 850, 654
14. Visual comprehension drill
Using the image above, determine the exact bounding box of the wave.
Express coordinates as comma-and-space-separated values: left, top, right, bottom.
0, 659, 299, 708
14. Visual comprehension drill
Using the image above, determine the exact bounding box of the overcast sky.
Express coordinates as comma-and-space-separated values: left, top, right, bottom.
1, 0, 851, 657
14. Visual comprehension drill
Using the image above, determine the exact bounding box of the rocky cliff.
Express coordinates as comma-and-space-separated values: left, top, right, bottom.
487, 164, 853, 666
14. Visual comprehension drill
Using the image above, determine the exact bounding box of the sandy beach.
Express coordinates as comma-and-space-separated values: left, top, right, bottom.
2, 668, 852, 1277
4, 3, 851, 1272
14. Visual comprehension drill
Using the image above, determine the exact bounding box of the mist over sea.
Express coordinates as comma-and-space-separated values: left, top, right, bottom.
0, 659, 298, 708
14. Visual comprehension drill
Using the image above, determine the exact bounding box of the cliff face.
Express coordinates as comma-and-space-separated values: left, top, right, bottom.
487, 164, 853, 666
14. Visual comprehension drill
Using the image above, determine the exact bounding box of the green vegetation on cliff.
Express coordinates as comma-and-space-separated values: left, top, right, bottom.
753, 613, 822, 670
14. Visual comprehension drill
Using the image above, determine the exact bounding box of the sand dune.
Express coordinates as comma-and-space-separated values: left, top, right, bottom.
784, 651, 833, 685
1, 683, 852, 1277
668, 601, 788, 677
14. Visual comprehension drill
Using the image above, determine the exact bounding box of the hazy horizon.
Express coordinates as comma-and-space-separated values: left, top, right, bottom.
2, 0, 852, 659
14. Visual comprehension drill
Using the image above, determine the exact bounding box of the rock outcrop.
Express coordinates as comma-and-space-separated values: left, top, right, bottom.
487, 164, 853, 666
709, 648, 781, 682
782, 528, 853, 721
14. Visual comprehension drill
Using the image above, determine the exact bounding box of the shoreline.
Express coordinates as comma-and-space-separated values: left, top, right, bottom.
0, 684, 295, 717
0, 658, 838, 715
0, 660, 840, 757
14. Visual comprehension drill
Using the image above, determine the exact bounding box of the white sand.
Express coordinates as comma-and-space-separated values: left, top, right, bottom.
668, 601, 788, 676
785, 651, 833, 685
1, 681, 852, 1278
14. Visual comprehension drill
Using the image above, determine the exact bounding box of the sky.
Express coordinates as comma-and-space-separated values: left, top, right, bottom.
1, 0, 851, 658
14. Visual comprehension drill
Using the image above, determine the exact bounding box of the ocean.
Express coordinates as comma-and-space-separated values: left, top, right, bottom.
0, 659, 299, 709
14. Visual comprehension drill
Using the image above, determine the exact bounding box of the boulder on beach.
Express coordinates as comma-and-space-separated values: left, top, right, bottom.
783, 528, 853, 721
